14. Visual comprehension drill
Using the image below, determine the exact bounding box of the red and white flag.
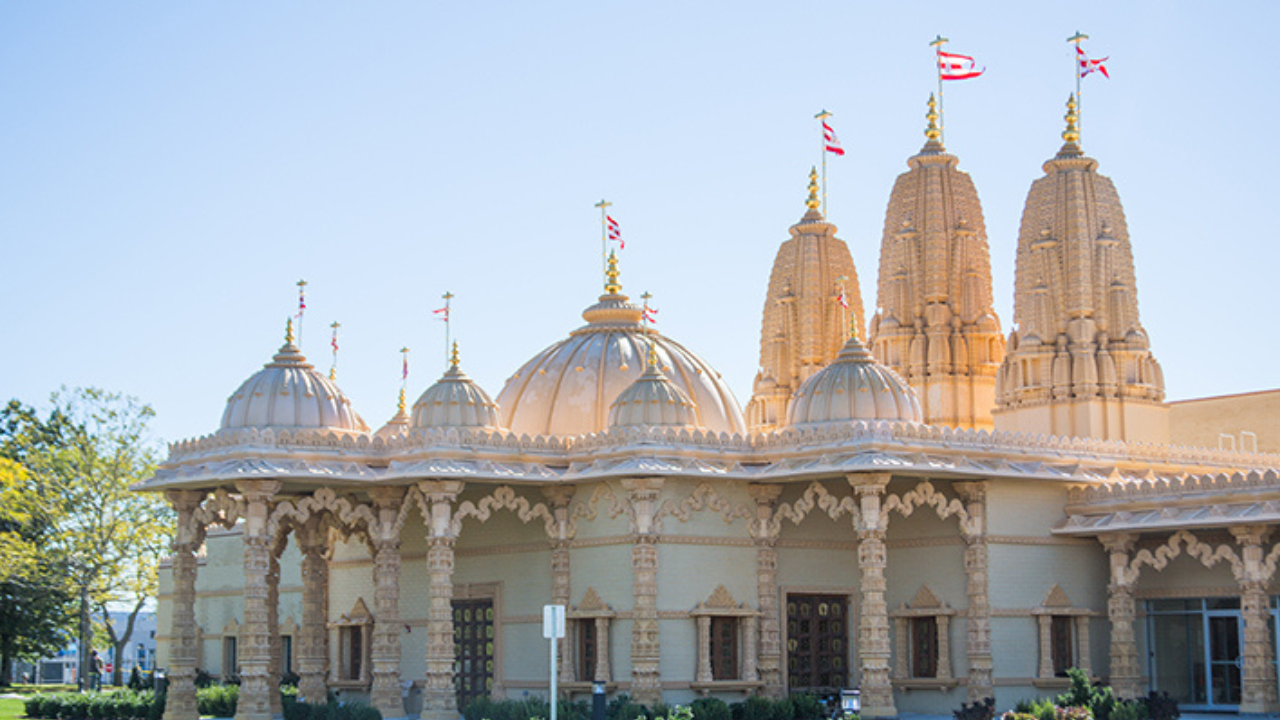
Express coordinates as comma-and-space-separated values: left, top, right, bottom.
642, 306, 658, 325
607, 215, 623, 249
938, 50, 985, 80
822, 120, 845, 156
1077, 46, 1110, 79
402, 352, 409, 381
296, 284, 307, 319
837, 289, 849, 309
433, 306, 449, 322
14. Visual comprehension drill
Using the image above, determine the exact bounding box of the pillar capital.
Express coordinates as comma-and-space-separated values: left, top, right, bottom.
749, 483, 784, 505
847, 472, 891, 495
417, 479, 464, 503
540, 485, 576, 508
954, 480, 988, 504
1099, 532, 1137, 555
1231, 524, 1273, 548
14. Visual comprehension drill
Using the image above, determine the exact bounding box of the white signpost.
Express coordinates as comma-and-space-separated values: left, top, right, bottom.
543, 605, 566, 720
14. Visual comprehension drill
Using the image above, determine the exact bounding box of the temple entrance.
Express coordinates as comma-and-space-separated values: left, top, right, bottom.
453, 599, 495, 711
1147, 598, 1247, 710
785, 594, 849, 694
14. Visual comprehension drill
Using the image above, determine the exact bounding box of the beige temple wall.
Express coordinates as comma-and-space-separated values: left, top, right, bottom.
1168, 389, 1280, 454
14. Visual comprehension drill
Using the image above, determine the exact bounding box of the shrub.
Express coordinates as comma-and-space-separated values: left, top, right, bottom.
606, 694, 649, 720
739, 696, 775, 720
955, 698, 996, 720
788, 694, 824, 720
1141, 692, 1177, 720
22, 691, 162, 720
197, 684, 239, 717
691, 698, 731, 720
1108, 702, 1146, 720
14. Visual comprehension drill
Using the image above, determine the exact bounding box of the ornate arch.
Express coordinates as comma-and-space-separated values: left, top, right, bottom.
764, 481, 859, 538
881, 480, 970, 531
656, 482, 752, 531
450, 485, 557, 537
1127, 530, 1242, 584
567, 483, 630, 537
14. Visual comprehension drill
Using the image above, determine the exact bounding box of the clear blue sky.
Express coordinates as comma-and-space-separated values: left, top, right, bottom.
2, 2, 1275, 448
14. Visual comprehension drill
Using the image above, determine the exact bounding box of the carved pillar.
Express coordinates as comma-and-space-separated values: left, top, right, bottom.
742, 614, 759, 683
695, 616, 713, 683
1077, 616, 1092, 677
1100, 533, 1140, 700
544, 487, 576, 686
936, 615, 951, 680
236, 480, 281, 720
267, 552, 283, 716
955, 481, 992, 701
623, 478, 663, 706
851, 473, 896, 719
594, 616, 611, 683
296, 518, 329, 705
163, 490, 205, 720
750, 484, 784, 697
421, 481, 463, 720
1232, 525, 1279, 714
1036, 616, 1054, 679
370, 488, 408, 719
892, 619, 908, 679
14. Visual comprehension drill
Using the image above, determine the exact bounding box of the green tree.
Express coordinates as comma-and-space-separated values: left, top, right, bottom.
16, 388, 172, 689
0, 402, 78, 686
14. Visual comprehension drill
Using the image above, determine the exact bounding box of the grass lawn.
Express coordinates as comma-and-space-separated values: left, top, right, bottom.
0, 697, 26, 720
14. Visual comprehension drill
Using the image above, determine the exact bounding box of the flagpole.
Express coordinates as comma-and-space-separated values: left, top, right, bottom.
594, 199, 611, 284
930, 35, 948, 145
836, 275, 848, 340
441, 291, 454, 368
400, 347, 410, 395
1068, 31, 1088, 142
294, 279, 308, 349
329, 321, 340, 381
815, 110, 832, 217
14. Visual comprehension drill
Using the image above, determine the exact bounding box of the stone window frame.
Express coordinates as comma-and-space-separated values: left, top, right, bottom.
330, 598, 373, 688
220, 618, 240, 683
690, 585, 761, 695
891, 585, 958, 690
1032, 585, 1094, 687
564, 587, 616, 691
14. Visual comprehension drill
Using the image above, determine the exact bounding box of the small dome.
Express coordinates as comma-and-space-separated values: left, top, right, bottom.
787, 333, 923, 426
375, 390, 412, 439
221, 323, 369, 433
411, 349, 502, 430
608, 349, 699, 429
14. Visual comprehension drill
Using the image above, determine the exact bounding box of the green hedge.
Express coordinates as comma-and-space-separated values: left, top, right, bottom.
461, 694, 828, 720
23, 690, 163, 720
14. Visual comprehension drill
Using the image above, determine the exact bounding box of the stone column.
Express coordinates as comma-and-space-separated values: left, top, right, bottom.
1232, 525, 1279, 714
370, 488, 408, 719
267, 552, 283, 717
750, 485, 784, 697
1077, 616, 1092, 677
695, 616, 713, 683
421, 481, 463, 720
742, 614, 759, 683
623, 478, 663, 706
1036, 616, 1054, 679
295, 517, 329, 705
235, 480, 281, 720
955, 482, 992, 701
593, 616, 611, 683
163, 490, 205, 720
543, 487, 576, 685
851, 473, 896, 719
1100, 533, 1140, 699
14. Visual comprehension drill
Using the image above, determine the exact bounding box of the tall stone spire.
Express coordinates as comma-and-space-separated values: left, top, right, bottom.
994, 96, 1167, 442
868, 96, 1004, 429
746, 168, 864, 433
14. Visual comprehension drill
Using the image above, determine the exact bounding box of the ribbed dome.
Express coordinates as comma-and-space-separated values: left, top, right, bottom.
608, 350, 700, 429
221, 325, 369, 433
497, 257, 746, 437
411, 356, 502, 430
787, 333, 923, 426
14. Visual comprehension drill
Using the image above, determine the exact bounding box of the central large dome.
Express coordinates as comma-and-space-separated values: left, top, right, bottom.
496, 269, 746, 437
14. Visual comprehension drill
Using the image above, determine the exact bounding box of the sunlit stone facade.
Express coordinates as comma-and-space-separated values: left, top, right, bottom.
144, 99, 1280, 720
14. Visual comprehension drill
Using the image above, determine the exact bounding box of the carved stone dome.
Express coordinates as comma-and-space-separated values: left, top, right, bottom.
221, 324, 369, 433
411, 355, 502, 430
497, 258, 746, 437
608, 350, 700, 429
787, 333, 923, 426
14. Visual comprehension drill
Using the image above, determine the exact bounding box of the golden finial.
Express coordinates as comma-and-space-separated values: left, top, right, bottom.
605, 250, 622, 294
925, 94, 941, 141
285, 317, 295, 344
647, 339, 659, 369
806, 167, 820, 210
397, 387, 406, 413
1062, 94, 1080, 144
449, 341, 460, 369
849, 315, 860, 341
